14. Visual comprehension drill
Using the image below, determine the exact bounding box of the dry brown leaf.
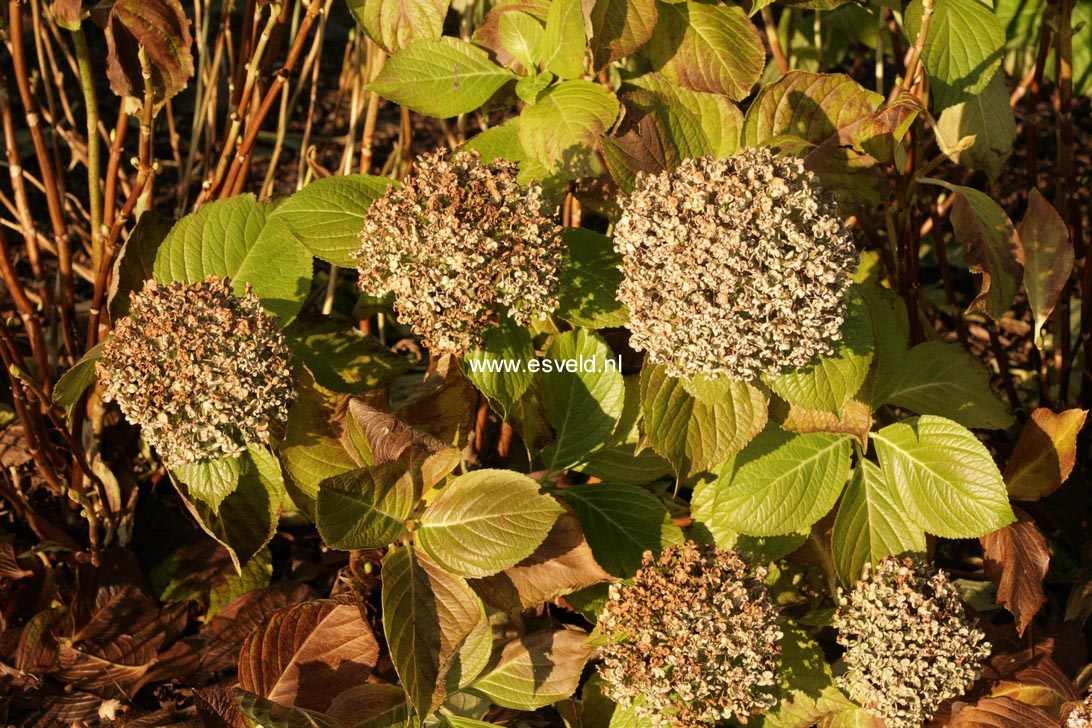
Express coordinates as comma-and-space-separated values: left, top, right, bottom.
981, 512, 1049, 637
238, 597, 379, 714
1004, 407, 1087, 501
949, 696, 1057, 727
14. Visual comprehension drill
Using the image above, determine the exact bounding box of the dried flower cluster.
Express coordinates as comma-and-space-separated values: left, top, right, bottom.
98, 277, 294, 467
613, 148, 857, 380
354, 150, 564, 353
597, 541, 781, 726
834, 556, 991, 727
1068, 695, 1092, 728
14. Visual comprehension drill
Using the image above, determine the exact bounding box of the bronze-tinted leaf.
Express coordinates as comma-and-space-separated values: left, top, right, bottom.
584, 0, 658, 68
105, 0, 195, 103
1004, 407, 1087, 501
949, 696, 1056, 727
1018, 188, 1074, 346
238, 597, 379, 713
470, 511, 613, 612
194, 685, 248, 728
981, 511, 1049, 637
394, 354, 477, 449
991, 656, 1077, 712
601, 97, 676, 194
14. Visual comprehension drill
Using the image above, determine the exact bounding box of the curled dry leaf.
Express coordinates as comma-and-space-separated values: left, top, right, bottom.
1004, 407, 1088, 502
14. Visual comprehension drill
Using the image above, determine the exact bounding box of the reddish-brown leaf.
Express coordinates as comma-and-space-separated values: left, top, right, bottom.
238, 597, 379, 713
104, 0, 194, 103
1018, 189, 1073, 342
601, 98, 676, 193
471, 511, 613, 612
394, 354, 477, 448
949, 696, 1056, 727
1004, 408, 1087, 501
49, 0, 83, 29
194, 685, 248, 728
981, 512, 1049, 636
991, 655, 1077, 712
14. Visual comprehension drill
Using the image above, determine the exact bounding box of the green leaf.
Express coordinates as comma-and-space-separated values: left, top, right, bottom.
697, 427, 852, 536
52, 342, 103, 419
743, 70, 882, 147
561, 483, 684, 577
468, 629, 593, 710
153, 194, 313, 321
904, 0, 1005, 110
381, 546, 489, 718
518, 80, 619, 177
463, 117, 527, 163
766, 296, 874, 416
645, 0, 765, 100
348, 0, 448, 54
639, 363, 768, 478
856, 281, 909, 379
498, 11, 546, 71
1019, 188, 1073, 347
871, 415, 1015, 538
463, 319, 535, 418
288, 323, 410, 394
108, 210, 173, 319
919, 178, 1023, 318
628, 74, 745, 159
1070, 0, 1092, 96
555, 228, 627, 329
368, 37, 517, 118
207, 547, 272, 617
874, 340, 1014, 430
762, 627, 856, 728
542, 0, 586, 78
515, 71, 554, 103
270, 175, 394, 267
416, 469, 563, 578
236, 690, 346, 728
832, 459, 926, 584
690, 475, 809, 561
936, 72, 1015, 180
281, 372, 363, 505
316, 462, 416, 550
541, 329, 625, 474
173, 455, 243, 513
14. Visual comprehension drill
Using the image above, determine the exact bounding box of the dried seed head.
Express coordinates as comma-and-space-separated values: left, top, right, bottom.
834, 556, 991, 727
354, 149, 564, 354
97, 277, 295, 467
597, 541, 782, 726
613, 148, 857, 380
1067, 694, 1092, 728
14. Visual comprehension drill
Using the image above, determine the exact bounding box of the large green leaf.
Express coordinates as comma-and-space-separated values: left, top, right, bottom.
541, 329, 625, 474
766, 297, 874, 416
348, 0, 448, 53
153, 194, 312, 321
762, 627, 856, 728
696, 427, 853, 536
368, 37, 516, 118
555, 228, 628, 329
316, 462, 416, 550
743, 70, 882, 147
936, 72, 1015, 180
871, 415, 1015, 538
542, 0, 586, 78
628, 74, 745, 159
174, 455, 244, 513
561, 483, 684, 577
288, 322, 410, 394
905, 0, 1005, 110
874, 340, 1014, 430
468, 629, 593, 710
381, 546, 489, 718
518, 80, 619, 177
640, 363, 768, 478
498, 11, 546, 71
271, 175, 393, 267
832, 460, 926, 585
416, 470, 563, 578
645, 0, 764, 100
463, 319, 535, 418
52, 342, 103, 420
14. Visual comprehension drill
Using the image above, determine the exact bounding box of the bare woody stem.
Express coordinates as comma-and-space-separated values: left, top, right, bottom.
893, 0, 934, 101
69, 22, 104, 267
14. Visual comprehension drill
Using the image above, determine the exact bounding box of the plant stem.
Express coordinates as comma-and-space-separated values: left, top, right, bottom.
69, 24, 103, 267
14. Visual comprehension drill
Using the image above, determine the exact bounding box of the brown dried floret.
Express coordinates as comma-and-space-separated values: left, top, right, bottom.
834, 556, 991, 727
597, 541, 782, 726
97, 276, 294, 467
354, 149, 564, 354
1067, 694, 1092, 728
613, 148, 857, 380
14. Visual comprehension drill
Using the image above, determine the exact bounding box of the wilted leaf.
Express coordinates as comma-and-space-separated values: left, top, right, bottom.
919, 179, 1024, 319
238, 598, 379, 713
1004, 407, 1087, 501
394, 354, 477, 449
1018, 188, 1073, 346
104, 0, 194, 103
981, 512, 1049, 636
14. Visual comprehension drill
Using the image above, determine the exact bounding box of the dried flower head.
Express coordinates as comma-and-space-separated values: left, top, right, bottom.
354, 150, 564, 354
1067, 694, 1092, 728
597, 541, 782, 726
98, 276, 294, 467
613, 148, 857, 380
834, 556, 991, 727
